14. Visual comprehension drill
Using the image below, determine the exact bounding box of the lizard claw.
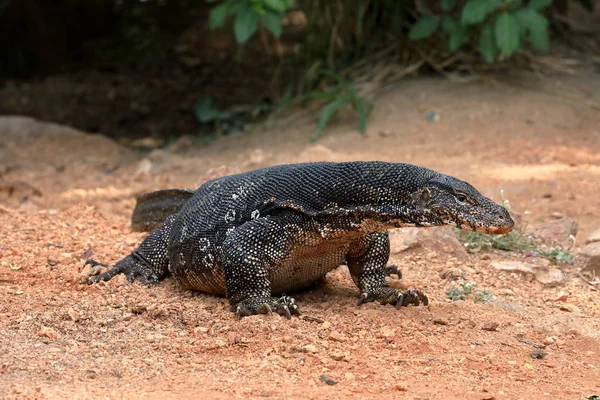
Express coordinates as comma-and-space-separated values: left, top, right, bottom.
394, 289, 429, 308
234, 295, 302, 319
357, 292, 370, 306
358, 288, 429, 309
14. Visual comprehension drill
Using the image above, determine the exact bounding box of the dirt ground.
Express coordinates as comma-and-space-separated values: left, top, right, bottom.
1, 74, 600, 400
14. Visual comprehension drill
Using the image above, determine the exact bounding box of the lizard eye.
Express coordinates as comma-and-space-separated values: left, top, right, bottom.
456, 193, 468, 203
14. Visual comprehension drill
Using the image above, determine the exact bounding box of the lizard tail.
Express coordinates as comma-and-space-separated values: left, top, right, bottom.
131, 188, 195, 232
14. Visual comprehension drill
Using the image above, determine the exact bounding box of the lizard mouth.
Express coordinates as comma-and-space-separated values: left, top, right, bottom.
455, 217, 514, 235
477, 225, 513, 235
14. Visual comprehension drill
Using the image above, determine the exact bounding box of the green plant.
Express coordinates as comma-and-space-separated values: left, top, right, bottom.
193, 96, 271, 135
539, 247, 575, 264
447, 282, 495, 303
409, 0, 554, 63
307, 71, 372, 141
208, 0, 294, 44
473, 289, 496, 304
458, 230, 535, 253
446, 282, 478, 301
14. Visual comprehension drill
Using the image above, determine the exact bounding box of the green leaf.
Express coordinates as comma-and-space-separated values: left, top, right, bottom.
479, 23, 497, 63
494, 12, 520, 56
209, 3, 229, 29
516, 8, 549, 30
233, 5, 259, 43
264, 0, 287, 12
263, 12, 283, 36
409, 16, 441, 40
352, 98, 371, 136
461, 0, 501, 25
311, 96, 347, 141
441, 0, 458, 12
441, 16, 457, 34
516, 8, 549, 51
448, 26, 470, 51
528, 24, 549, 51
528, 0, 552, 10
194, 97, 217, 123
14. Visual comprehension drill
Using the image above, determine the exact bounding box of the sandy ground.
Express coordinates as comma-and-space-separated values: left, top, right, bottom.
1, 75, 600, 399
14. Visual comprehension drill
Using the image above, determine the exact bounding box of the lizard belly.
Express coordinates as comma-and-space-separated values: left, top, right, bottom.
270, 243, 349, 294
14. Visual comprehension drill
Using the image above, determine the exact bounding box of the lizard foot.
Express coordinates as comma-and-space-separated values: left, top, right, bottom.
357, 287, 429, 308
234, 295, 302, 320
86, 255, 159, 286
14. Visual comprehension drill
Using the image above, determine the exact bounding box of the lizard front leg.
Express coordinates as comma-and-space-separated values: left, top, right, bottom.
346, 232, 429, 308
221, 213, 302, 319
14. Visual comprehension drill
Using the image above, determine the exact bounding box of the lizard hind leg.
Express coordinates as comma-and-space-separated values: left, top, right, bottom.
87, 215, 174, 287
346, 232, 429, 309
87, 254, 161, 286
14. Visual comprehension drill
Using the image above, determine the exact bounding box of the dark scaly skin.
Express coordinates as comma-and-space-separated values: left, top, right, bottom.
88, 161, 514, 318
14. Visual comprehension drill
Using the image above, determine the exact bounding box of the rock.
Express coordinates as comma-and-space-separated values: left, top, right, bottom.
38, 326, 59, 339
482, 321, 499, 331
417, 227, 468, 258
526, 217, 577, 249
490, 261, 534, 274
439, 268, 464, 280
389, 228, 420, 254
396, 383, 408, 391
489, 261, 564, 286
559, 304, 581, 314
534, 268, 564, 287
585, 228, 600, 244
377, 326, 396, 339
344, 372, 355, 381
330, 350, 346, 361
529, 349, 547, 359
302, 344, 318, 354
433, 318, 449, 326
579, 242, 600, 274
542, 337, 555, 345
319, 374, 338, 385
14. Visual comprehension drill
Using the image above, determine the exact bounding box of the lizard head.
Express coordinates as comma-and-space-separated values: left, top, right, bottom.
413, 174, 514, 234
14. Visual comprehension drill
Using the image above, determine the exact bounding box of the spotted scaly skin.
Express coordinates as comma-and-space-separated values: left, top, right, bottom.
88, 161, 514, 318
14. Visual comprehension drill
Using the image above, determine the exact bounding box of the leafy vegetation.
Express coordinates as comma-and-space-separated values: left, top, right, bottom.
306, 72, 372, 141
205, 0, 594, 138
409, 0, 553, 62
193, 96, 272, 135
538, 247, 575, 264
458, 230, 535, 253
446, 282, 495, 303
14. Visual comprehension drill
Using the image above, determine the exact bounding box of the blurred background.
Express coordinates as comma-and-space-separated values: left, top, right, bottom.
0, 0, 599, 144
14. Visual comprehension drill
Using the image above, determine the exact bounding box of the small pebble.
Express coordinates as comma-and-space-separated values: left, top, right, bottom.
302, 344, 318, 353
38, 326, 59, 339
530, 349, 547, 359
319, 374, 337, 385
433, 318, 449, 325
482, 321, 499, 331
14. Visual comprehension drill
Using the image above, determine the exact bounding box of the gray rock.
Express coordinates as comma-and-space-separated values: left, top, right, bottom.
489, 261, 564, 287
579, 242, 600, 274
389, 228, 420, 254
526, 217, 577, 250
417, 227, 468, 258
534, 268, 564, 287
585, 228, 600, 245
